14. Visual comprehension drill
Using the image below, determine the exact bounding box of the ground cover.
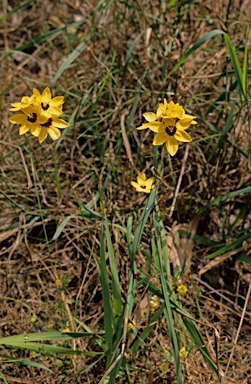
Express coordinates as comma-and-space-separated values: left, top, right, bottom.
0, 0, 251, 383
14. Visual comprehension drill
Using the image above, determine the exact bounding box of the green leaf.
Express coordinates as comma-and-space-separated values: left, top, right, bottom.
197, 185, 251, 214
183, 318, 218, 376
51, 36, 92, 88
131, 188, 157, 263
100, 227, 115, 362
163, 30, 225, 82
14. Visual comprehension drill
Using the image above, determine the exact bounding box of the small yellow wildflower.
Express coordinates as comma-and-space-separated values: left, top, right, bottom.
63, 326, 72, 333
9, 103, 48, 137
179, 347, 188, 359
9, 87, 69, 144
159, 362, 169, 372
55, 279, 61, 285
9, 95, 36, 111
47, 324, 52, 329
31, 351, 36, 357
32, 87, 64, 118
137, 99, 197, 156
127, 320, 135, 331
177, 285, 187, 295
150, 295, 160, 311
57, 359, 63, 367
38, 116, 70, 143
131, 173, 155, 193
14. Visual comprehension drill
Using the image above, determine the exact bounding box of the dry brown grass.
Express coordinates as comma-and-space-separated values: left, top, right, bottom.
1, 0, 251, 383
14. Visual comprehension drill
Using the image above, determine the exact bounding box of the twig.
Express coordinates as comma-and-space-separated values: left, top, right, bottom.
225, 280, 251, 374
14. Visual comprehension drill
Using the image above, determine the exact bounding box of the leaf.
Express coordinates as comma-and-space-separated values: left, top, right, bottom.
51, 37, 92, 87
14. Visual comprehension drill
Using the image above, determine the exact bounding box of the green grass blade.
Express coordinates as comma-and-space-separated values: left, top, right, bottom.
0, 0, 36, 25
154, 216, 182, 384
224, 34, 246, 100
163, 30, 225, 82
242, 27, 249, 99
123, 30, 145, 76
0, 355, 53, 372
130, 303, 165, 355
100, 226, 115, 361
104, 214, 122, 318
235, 253, 251, 265
131, 188, 157, 262
0, 372, 8, 384
183, 318, 218, 376
51, 37, 92, 88
205, 230, 251, 259
197, 185, 251, 214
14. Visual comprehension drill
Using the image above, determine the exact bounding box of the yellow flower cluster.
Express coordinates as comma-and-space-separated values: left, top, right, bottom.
177, 285, 187, 295
127, 320, 135, 331
137, 100, 197, 156
150, 295, 160, 311
179, 347, 189, 359
9, 87, 70, 144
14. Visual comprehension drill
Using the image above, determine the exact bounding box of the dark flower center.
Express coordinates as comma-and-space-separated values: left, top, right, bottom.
165, 125, 176, 136
41, 102, 50, 110
27, 113, 37, 123
41, 118, 53, 128
141, 185, 146, 189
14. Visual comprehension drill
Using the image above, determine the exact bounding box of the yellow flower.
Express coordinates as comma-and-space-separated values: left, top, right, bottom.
131, 173, 155, 193
159, 362, 169, 372
55, 279, 61, 285
137, 100, 197, 156
177, 285, 187, 295
57, 359, 63, 367
33, 87, 64, 118
31, 351, 37, 357
63, 326, 72, 333
150, 295, 160, 311
38, 116, 70, 143
9, 95, 36, 111
127, 320, 135, 331
158, 99, 184, 119
179, 347, 188, 359
9, 104, 48, 137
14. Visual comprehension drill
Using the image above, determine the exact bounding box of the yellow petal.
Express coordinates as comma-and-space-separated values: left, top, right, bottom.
145, 177, 155, 189
30, 123, 41, 137
52, 118, 70, 129
21, 105, 34, 115
183, 113, 197, 120
137, 123, 149, 130
37, 114, 50, 124
33, 88, 41, 97
143, 112, 157, 122
176, 117, 195, 130
147, 121, 161, 132
137, 173, 146, 184
174, 130, 192, 142
162, 117, 175, 126
166, 137, 178, 156
9, 114, 27, 124
156, 106, 162, 118
19, 122, 31, 135
153, 131, 167, 146
42, 87, 51, 103
50, 96, 64, 107
38, 127, 48, 143
47, 126, 61, 140
131, 181, 140, 189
